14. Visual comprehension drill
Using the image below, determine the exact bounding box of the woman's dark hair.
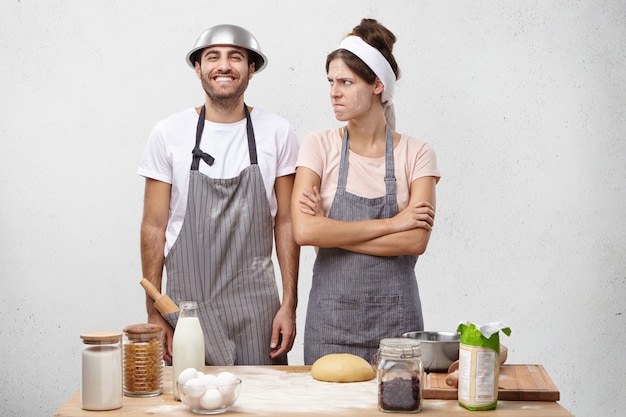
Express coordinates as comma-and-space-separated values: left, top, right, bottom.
326, 18, 400, 83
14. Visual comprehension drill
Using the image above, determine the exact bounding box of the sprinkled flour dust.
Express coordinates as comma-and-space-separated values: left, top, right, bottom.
145, 404, 189, 414
228, 367, 377, 413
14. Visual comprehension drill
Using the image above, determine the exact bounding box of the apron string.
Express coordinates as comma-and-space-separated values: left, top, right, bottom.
339, 126, 396, 197
191, 105, 215, 170
383, 125, 397, 202
244, 105, 258, 165
191, 104, 258, 170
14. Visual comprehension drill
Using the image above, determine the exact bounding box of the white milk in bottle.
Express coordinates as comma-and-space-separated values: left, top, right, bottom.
172, 301, 205, 400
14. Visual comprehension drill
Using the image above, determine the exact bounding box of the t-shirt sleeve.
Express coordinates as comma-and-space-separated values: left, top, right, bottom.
411, 141, 441, 184
137, 122, 172, 184
296, 132, 325, 178
276, 125, 300, 177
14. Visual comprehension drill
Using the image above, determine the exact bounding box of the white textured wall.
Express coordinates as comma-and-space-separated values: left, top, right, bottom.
1, 1, 624, 416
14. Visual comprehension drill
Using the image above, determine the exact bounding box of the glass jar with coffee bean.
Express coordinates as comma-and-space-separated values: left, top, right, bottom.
376, 338, 423, 413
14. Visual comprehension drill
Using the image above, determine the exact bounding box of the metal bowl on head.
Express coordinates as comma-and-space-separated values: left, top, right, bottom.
186, 24, 267, 72
402, 331, 460, 373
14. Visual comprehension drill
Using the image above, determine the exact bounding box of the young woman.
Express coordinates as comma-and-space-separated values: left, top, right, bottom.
292, 18, 441, 364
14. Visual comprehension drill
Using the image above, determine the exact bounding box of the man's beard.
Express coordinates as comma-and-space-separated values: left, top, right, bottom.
201, 71, 250, 111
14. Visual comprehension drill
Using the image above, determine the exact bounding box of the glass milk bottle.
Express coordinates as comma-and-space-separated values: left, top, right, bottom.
80, 332, 123, 411
172, 301, 205, 400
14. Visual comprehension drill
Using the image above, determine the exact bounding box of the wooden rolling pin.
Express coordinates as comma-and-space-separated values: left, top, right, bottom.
445, 360, 460, 387
445, 344, 508, 387
140, 278, 179, 314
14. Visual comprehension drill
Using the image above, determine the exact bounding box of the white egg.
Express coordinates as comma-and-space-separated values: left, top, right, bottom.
200, 388, 223, 410
217, 371, 238, 395
177, 367, 199, 385
199, 373, 219, 388
221, 390, 236, 405
183, 394, 201, 409
182, 377, 206, 398
217, 371, 237, 385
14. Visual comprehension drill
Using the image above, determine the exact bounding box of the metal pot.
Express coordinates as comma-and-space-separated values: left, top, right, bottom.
402, 331, 460, 373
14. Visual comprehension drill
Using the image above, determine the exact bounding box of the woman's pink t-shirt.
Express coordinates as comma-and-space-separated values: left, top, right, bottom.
296, 128, 440, 215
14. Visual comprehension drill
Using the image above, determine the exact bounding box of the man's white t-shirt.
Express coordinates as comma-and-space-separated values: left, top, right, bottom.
138, 107, 299, 256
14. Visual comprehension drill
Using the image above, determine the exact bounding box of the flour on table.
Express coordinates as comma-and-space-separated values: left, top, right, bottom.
231, 368, 377, 413
145, 404, 189, 415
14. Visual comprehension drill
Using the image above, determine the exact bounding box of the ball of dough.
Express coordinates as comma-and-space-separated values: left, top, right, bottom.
311, 353, 376, 382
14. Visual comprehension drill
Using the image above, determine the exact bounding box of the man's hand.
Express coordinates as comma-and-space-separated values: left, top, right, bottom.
148, 312, 174, 362
269, 305, 296, 359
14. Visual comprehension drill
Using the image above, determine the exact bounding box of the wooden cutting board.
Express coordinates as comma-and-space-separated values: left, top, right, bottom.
424, 364, 560, 401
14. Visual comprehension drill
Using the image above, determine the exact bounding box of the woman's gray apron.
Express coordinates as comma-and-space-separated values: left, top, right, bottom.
163, 105, 286, 365
304, 126, 424, 365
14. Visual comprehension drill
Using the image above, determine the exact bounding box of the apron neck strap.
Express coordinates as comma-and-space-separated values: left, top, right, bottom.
191, 104, 258, 170
244, 105, 258, 165
191, 105, 214, 170
383, 125, 396, 198
338, 126, 396, 197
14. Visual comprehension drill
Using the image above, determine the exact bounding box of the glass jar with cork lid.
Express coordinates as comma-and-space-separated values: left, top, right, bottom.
122, 323, 164, 397
80, 331, 123, 410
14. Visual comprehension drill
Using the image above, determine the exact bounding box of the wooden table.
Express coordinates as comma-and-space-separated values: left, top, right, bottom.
54, 366, 575, 417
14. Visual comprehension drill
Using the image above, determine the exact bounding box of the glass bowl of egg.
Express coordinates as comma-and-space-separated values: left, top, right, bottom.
177, 368, 242, 414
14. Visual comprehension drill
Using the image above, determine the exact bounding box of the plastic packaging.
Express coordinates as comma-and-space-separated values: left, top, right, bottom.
457, 321, 511, 410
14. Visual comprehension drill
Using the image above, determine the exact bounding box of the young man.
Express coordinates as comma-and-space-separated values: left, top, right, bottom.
138, 24, 299, 365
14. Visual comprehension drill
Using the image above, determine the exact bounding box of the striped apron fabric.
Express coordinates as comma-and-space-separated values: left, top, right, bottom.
163, 105, 286, 365
304, 126, 424, 365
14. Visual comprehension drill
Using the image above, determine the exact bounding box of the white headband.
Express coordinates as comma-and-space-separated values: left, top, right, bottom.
338, 36, 396, 129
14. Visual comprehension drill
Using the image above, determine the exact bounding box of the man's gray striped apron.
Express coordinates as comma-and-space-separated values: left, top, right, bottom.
304, 126, 424, 365
163, 105, 286, 365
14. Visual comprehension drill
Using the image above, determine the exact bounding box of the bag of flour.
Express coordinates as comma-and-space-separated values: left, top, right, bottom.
457, 321, 511, 411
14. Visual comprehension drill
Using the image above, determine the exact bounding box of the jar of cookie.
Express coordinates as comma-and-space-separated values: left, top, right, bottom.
123, 323, 163, 397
